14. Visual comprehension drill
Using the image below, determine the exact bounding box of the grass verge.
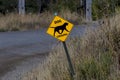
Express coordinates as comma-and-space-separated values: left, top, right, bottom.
0, 10, 81, 32
21, 14, 120, 80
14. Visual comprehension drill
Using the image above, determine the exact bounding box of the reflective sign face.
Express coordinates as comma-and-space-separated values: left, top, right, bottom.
47, 16, 74, 41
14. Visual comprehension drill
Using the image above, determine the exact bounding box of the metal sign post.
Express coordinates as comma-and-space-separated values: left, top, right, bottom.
63, 41, 75, 80
47, 14, 75, 79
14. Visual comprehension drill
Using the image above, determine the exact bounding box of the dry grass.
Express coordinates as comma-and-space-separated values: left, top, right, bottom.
20, 14, 120, 80
0, 10, 81, 32
0, 12, 53, 31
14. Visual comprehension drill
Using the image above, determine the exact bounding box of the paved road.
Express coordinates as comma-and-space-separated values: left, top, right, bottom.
0, 28, 55, 55
0, 25, 90, 56
0, 23, 98, 78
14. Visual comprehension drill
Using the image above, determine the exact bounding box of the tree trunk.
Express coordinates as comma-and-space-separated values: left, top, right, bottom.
18, 0, 25, 15
86, 0, 92, 22
37, 0, 42, 13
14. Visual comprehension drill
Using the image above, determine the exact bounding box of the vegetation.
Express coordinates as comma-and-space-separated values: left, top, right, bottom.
0, 0, 120, 80
20, 14, 120, 80
0, 0, 120, 17
0, 12, 53, 31
0, 11, 81, 31
0, 0, 119, 31
92, 0, 117, 20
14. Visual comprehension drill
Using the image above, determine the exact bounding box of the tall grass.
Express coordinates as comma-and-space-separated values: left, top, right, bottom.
0, 10, 81, 32
0, 12, 53, 31
20, 14, 120, 80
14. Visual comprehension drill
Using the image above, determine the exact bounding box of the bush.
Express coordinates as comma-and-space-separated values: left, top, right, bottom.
48, 0, 80, 13
77, 52, 113, 80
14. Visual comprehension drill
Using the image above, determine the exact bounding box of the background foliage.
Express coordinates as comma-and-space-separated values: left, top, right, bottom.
0, 0, 120, 19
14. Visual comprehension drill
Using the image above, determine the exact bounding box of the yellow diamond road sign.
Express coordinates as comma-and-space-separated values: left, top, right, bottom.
47, 16, 74, 41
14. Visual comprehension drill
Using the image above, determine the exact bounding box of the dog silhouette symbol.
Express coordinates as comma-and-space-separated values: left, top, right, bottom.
50, 23, 69, 36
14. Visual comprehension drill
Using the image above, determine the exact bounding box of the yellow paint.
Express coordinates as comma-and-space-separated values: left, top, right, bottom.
47, 16, 74, 41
